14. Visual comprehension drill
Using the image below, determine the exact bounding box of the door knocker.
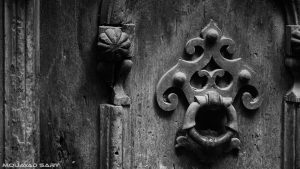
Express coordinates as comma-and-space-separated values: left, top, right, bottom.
156, 20, 263, 162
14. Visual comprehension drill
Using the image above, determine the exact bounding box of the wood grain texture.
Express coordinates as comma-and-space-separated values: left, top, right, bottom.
282, 101, 296, 169
0, 0, 4, 167
4, 0, 40, 166
106, 0, 291, 168
282, 25, 300, 169
39, 0, 293, 168
40, 0, 108, 168
99, 104, 131, 169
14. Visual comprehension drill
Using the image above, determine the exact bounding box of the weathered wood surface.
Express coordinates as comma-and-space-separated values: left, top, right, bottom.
99, 105, 123, 169
0, 0, 4, 167
39, 0, 293, 169
283, 25, 300, 169
40, 0, 107, 168
4, 0, 40, 167
109, 0, 290, 168
99, 104, 132, 169
282, 101, 297, 169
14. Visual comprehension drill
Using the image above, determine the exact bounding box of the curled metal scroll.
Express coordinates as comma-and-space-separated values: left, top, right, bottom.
156, 20, 263, 161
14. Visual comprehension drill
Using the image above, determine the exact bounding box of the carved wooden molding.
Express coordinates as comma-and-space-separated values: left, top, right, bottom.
99, 105, 125, 169
283, 1, 300, 168
156, 20, 263, 161
282, 0, 300, 168
285, 26, 300, 102
97, 0, 135, 164
97, 24, 135, 106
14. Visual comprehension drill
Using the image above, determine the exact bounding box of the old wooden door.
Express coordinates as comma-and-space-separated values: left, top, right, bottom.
3, 0, 300, 169
93, 0, 299, 169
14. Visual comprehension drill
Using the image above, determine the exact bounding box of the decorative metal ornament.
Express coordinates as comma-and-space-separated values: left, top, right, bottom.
98, 26, 134, 106
98, 27, 131, 62
156, 20, 263, 161
285, 25, 300, 102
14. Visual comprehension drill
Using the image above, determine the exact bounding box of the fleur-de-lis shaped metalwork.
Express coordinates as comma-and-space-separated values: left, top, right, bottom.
156, 20, 262, 112
156, 20, 264, 161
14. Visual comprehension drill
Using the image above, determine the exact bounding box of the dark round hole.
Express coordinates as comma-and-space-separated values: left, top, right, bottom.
194, 105, 228, 136
215, 71, 233, 88
190, 72, 208, 89
220, 45, 233, 60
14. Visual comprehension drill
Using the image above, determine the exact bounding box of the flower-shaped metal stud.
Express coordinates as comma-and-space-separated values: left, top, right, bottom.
98, 26, 133, 106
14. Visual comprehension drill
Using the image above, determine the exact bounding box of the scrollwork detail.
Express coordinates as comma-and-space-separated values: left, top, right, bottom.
156, 20, 263, 161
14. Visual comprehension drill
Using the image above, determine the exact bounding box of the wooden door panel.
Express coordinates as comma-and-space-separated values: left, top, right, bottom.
122, 0, 291, 168
40, 0, 106, 168
2, 0, 299, 168
36, 0, 299, 169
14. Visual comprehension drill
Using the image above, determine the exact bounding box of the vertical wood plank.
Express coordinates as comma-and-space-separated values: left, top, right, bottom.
296, 104, 300, 169
39, 0, 103, 168
283, 101, 296, 169
283, 24, 300, 169
4, 0, 40, 166
0, 0, 4, 167
25, 0, 40, 164
99, 104, 129, 169
122, 105, 132, 169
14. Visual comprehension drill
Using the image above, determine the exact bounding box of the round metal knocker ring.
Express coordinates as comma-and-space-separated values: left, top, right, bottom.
182, 92, 238, 148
